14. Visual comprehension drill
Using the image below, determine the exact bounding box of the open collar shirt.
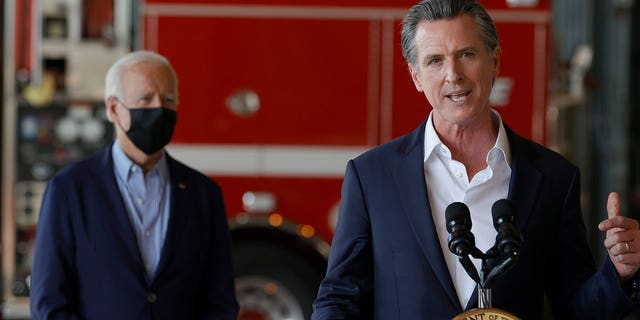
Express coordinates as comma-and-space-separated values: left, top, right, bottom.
112, 141, 171, 282
423, 109, 512, 309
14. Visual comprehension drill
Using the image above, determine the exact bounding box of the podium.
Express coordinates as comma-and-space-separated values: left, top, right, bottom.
453, 308, 520, 320
452, 287, 521, 320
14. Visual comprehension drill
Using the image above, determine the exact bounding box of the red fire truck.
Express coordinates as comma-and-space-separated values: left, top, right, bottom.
2, 0, 550, 319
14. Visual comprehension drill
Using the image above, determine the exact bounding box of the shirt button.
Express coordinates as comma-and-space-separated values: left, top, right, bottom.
147, 292, 157, 303
137, 198, 143, 205
455, 172, 462, 178
131, 167, 137, 172
145, 231, 151, 237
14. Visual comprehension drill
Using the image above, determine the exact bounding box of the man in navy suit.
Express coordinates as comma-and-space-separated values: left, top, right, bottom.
313, 0, 640, 319
30, 51, 239, 319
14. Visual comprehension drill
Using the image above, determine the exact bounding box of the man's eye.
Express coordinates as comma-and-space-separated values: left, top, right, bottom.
428, 58, 442, 65
461, 51, 475, 58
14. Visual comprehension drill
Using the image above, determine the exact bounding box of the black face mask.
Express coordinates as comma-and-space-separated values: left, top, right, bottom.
124, 107, 177, 154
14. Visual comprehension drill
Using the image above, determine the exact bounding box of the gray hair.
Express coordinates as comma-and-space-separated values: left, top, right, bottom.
401, 0, 499, 68
104, 50, 178, 101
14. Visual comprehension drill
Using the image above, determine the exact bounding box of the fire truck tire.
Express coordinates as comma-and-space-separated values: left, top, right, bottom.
233, 241, 323, 320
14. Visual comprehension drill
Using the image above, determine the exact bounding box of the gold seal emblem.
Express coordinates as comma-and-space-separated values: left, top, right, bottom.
452, 308, 521, 320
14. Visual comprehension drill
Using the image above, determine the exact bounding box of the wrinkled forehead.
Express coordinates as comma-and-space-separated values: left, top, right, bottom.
122, 62, 177, 88
414, 15, 485, 53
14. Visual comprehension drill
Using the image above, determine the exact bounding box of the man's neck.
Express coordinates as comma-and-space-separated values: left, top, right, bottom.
117, 138, 164, 175
435, 113, 499, 178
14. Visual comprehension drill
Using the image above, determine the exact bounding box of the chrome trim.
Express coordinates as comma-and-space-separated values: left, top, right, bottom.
235, 276, 304, 320
165, 144, 366, 178
229, 215, 330, 259
3, 0, 18, 302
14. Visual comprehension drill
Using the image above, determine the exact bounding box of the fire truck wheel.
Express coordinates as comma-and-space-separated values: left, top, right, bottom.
233, 241, 323, 320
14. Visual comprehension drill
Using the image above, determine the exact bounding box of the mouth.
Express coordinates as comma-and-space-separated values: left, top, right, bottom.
446, 91, 471, 103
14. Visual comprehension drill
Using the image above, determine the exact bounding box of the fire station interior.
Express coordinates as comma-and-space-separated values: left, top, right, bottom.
1, 0, 639, 319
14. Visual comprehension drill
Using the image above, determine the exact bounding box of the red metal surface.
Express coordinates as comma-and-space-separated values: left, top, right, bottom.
144, 0, 550, 10
15, 0, 33, 72
154, 17, 371, 146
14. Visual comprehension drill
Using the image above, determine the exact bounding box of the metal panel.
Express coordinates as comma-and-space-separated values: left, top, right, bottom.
552, 0, 636, 264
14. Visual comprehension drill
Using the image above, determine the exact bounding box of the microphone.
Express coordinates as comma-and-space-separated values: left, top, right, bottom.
491, 199, 523, 258
445, 202, 480, 284
445, 202, 476, 257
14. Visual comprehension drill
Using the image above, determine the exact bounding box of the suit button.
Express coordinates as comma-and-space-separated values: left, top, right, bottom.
147, 293, 157, 303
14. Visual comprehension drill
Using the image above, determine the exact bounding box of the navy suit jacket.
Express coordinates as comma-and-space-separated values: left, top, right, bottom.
30, 145, 239, 320
313, 121, 639, 319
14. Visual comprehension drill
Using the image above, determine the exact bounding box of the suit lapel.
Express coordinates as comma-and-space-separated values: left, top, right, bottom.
465, 128, 543, 310
391, 122, 461, 311
153, 156, 191, 282
505, 129, 542, 232
92, 146, 147, 276
94, 148, 195, 285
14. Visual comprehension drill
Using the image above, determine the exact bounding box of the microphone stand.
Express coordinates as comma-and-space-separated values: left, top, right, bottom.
463, 247, 518, 309
446, 200, 522, 319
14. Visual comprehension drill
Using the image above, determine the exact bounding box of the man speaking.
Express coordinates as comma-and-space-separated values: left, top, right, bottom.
312, 0, 640, 318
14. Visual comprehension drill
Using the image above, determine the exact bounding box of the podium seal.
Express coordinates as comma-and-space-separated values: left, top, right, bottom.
453, 307, 520, 320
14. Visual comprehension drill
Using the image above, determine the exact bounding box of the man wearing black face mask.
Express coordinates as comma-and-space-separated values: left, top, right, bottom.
30, 51, 239, 320
112, 96, 177, 155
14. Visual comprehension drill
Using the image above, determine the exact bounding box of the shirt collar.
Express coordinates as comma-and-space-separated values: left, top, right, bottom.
111, 140, 170, 182
423, 109, 511, 167
424, 111, 443, 162
492, 110, 511, 167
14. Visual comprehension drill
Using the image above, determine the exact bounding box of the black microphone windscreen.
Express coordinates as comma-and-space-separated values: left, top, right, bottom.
491, 199, 514, 228
445, 202, 471, 232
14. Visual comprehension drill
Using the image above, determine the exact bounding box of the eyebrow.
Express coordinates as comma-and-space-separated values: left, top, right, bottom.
421, 46, 479, 63
457, 46, 479, 54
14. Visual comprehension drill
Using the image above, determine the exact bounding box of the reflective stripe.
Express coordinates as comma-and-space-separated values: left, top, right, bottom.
166, 144, 368, 177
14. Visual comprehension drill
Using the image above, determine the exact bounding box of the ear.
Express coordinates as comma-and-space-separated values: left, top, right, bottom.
408, 63, 424, 92
491, 46, 501, 77
105, 96, 118, 122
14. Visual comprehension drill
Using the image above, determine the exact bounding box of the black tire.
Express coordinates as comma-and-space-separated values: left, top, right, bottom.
233, 241, 323, 320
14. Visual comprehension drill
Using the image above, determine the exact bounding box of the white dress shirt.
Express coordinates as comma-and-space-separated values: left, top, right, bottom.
423, 110, 512, 309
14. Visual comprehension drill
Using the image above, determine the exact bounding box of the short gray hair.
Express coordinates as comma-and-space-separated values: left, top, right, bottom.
401, 0, 499, 68
104, 50, 178, 101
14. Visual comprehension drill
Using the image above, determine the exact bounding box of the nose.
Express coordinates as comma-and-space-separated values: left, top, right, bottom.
445, 60, 463, 84
151, 96, 164, 107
